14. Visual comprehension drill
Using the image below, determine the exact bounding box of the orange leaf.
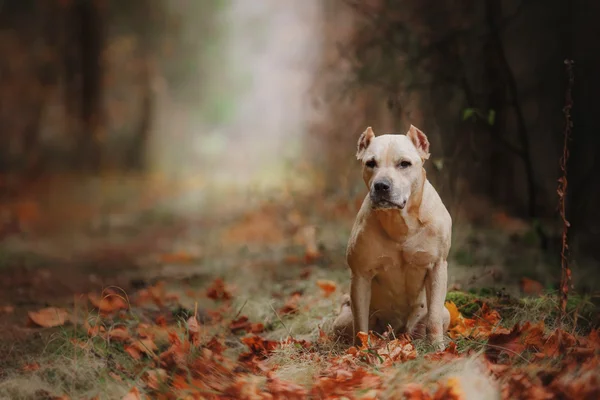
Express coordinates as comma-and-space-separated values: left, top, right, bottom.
433, 377, 463, 400
266, 373, 308, 399
358, 332, 369, 349
444, 301, 461, 327
122, 387, 142, 400
144, 369, 168, 390
230, 316, 251, 333
403, 383, 432, 400
28, 307, 69, 328
239, 335, 279, 362
206, 278, 232, 301
129, 338, 158, 356
124, 345, 142, 360
316, 280, 337, 298
107, 326, 131, 342
1, 305, 14, 314
279, 293, 301, 316
89, 291, 128, 314
160, 252, 195, 264
520, 277, 544, 296
22, 362, 41, 372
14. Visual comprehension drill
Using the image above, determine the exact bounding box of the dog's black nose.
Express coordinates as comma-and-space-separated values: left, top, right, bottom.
374, 180, 391, 193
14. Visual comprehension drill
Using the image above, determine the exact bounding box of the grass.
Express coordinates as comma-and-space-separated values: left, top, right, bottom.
0, 325, 134, 399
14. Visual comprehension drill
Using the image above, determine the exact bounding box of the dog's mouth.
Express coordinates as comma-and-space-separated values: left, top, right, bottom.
371, 198, 407, 210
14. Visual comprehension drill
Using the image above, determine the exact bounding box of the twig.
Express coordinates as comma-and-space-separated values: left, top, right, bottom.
269, 303, 293, 339
558, 59, 574, 322
234, 299, 248, 320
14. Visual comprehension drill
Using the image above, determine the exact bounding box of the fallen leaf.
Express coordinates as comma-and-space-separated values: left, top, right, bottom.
266, 372, 308, 399
403, 383, 432, 400
89, 291, 128, 314
206, 278, 232, 301
28, 307, 69, 328
224, 375, 267, 400
122, 387, 142, 400
128, 338, 158, 357
229, 316, 264, 334
445, 301, 461, 327
230, 316, 252, 333
1, 305, 14, 314
433, 377, 463, 400
22, 362, 40, 372
316, 280, 337, 298
160, 251, 195, 264
279, 293, 301, 316
353, 331, 416, 365
312, 367, 383, 399
239, 335, 279, 362
520, 277, 544, 296
107, 326, 131, 342
144, 369, 168, 390
124, 345, 142, 360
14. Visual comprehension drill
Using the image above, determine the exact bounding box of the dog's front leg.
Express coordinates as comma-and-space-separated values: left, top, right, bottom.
425, 259, 448, 350
350, 272, 371, 345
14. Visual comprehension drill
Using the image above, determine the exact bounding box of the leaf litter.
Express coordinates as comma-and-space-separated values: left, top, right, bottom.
7, 202, 600, 400
18, 272, 600, 400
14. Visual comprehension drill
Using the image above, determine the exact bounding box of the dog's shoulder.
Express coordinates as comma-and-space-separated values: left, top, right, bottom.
346, 194, 380, 268
420, 180, 452, 239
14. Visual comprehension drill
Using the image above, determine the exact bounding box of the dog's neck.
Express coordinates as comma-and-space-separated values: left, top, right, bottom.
373, 168, 426, 241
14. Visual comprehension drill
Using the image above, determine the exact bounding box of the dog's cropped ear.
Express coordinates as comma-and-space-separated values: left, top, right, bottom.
356, 127, 375, 160
407, 125, 430, 161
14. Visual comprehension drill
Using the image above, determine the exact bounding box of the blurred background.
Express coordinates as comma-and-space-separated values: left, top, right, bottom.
1, 0, 599, 297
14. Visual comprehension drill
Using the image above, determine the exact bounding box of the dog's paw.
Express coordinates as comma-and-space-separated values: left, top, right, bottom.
427, 332, 446, 352
432, 340, 446, 352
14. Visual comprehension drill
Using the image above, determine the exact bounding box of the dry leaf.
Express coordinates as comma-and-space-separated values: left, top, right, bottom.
144, 369, 168, 390
122, 387, 142, 400
22, 362, 40, 372
433, 377, 464, 400
1, 305, 14, 314
520, 277, 544, 296
206, 278, 232, 301
89, 291, 128, 314
160, 251, 195, 264
28, 307, 69, 328
316, 280, 337, 298
445, 301, 461, 327
279, 293, 301, 316
107, 326, 131, 342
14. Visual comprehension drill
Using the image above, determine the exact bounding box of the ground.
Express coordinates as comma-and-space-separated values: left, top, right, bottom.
0, 182, 599, 400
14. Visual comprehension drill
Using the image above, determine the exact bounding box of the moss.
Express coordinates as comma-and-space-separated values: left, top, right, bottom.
445, 291, 477, 308
461, 302, 481, 317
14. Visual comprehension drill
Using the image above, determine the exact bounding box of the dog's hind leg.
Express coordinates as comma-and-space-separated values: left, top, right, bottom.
332, 294, 354, 343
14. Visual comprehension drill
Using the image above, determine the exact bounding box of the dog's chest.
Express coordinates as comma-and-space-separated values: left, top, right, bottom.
371, 251, 427, 302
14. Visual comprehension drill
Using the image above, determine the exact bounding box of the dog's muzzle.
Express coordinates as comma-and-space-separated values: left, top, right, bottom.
370, 178, 407, 209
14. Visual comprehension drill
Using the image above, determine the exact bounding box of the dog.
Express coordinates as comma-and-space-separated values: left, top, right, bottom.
333, 125, 451, 350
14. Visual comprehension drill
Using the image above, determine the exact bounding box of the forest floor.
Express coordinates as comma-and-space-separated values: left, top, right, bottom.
0, 181, 599, 400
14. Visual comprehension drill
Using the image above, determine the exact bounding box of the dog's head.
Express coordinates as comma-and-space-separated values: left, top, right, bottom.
356, 125, 430, 210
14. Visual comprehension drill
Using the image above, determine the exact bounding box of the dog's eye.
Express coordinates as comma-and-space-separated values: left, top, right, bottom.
365, 159, 377, 168
398, 161, 412, 168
